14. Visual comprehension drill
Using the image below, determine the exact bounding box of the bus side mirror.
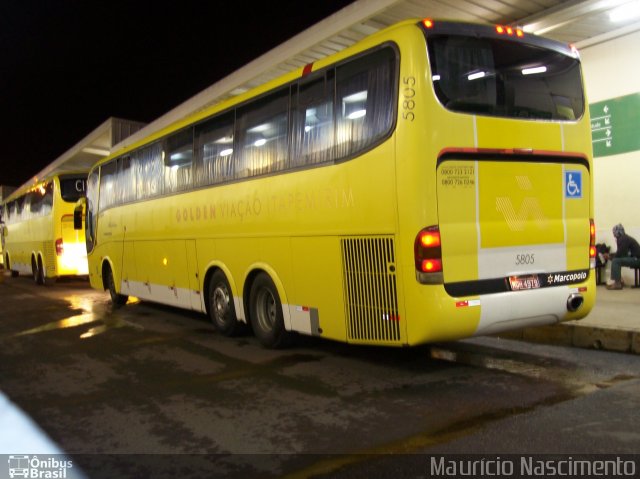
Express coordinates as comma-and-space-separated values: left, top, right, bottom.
73, 199, 85, 230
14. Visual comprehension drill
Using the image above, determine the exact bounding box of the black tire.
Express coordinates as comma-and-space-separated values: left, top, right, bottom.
7, 257, 18, 277
208, 270, 246, 336
249, 273, 293, 349
32, 256, 43, 285
105, 264, 128, 307
37, 256, 48, 285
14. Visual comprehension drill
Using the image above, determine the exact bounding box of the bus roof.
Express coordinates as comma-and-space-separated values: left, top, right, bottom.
109, 0, 618, 156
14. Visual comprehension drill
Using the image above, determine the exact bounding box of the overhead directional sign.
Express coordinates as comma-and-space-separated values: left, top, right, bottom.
590, 93, 640, 157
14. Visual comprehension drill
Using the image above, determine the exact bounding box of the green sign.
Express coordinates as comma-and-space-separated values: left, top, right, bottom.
590, 93, 640, 157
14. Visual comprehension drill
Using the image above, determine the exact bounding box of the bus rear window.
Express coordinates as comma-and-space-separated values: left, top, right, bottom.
427, 35, 584, 121
59, 176, 87, 202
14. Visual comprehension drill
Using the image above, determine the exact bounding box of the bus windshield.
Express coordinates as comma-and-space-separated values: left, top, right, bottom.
59, 175, 87, 203
427, 34, 584, 121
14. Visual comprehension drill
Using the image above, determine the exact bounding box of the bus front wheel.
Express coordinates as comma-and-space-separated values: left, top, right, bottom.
104, 264, 128, 307
249, 273, 292, 349
208, 270, 246, 336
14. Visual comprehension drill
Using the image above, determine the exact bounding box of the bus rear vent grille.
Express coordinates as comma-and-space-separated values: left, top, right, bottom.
341, 236, 400, 343
43, 242, 56, 274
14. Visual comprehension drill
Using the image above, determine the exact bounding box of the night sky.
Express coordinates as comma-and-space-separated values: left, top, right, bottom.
0, 0, 356, 187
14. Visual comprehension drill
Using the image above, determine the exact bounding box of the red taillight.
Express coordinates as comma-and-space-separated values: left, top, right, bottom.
415, 226, 443, 274
421, 259, 443, 273
419, 230, 441, 248
589, 219, 596, 259
570, 44, 580, 57
55, 238, 64, 256
496, 25, 524, 37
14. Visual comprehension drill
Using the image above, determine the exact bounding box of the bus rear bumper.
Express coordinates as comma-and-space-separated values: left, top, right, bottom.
471, 284, 594, 337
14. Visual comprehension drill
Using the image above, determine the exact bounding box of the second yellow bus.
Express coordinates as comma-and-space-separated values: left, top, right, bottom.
3, 174, 88, 283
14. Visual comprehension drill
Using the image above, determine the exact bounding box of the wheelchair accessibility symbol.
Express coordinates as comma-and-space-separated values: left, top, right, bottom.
565, 171, 582, 199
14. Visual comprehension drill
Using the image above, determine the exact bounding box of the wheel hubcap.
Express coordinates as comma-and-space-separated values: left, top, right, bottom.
256, 288, 276, 331
212, 286, 230, 323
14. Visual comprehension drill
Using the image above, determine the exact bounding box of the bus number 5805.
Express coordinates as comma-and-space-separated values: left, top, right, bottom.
402, 76, 416, 121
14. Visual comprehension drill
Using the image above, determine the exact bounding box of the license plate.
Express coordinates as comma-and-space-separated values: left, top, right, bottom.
509, 274, 541, 291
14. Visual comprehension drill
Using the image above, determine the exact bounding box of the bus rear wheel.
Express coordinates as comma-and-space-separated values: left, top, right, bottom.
249, 273, 292, 349
37, 256, 49, 285
208, 270, 246, 336
104, 264, 128, 307
32, 256, 45, 285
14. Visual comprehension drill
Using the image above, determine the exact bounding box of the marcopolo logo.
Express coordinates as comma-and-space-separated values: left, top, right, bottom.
547, 271, 588, 285
7, 455, 73, 478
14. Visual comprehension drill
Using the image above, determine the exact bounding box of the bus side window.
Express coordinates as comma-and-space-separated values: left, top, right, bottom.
28, 182, 53, 217
133, 143, 164, 199
85, 169, 99, 253
98, 161, 118, 211
236, 88, 289, 178
292, 71, 335, 167
194, 112, 235, 186
117, 156, 136, 204
335, 47, 396, 158
15, 196, 26, 222
42, 182, 53, 214
164, 128, 194, 193
27, 192, 40, 218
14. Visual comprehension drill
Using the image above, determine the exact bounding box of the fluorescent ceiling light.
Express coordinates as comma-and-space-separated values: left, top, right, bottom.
347, 110, 366, 120
248, 124, 270, 133
609, 1, 640, 22
343, 91, 368, 103
522, 66, 547, 75
468, 71, 486, 81
82, 147, 110, 156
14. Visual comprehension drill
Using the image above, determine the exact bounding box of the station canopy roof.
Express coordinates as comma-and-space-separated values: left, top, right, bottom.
21, 0, 639, 193
9, 117, 145, 199
116, 0, 640, 152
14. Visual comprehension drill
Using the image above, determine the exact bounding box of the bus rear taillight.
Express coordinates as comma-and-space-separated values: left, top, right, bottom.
423, 18, 434, 29
589, 219, 596, 268
415, 226, 444, 284
55, 238, 64, 256
496, 25, 524, 37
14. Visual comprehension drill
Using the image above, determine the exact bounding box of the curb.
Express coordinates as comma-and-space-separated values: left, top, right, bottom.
498, 323, 640, 355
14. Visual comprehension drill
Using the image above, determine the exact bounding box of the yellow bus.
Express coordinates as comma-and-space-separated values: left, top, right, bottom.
2, 174, 88, 284
79, 18, 595, 348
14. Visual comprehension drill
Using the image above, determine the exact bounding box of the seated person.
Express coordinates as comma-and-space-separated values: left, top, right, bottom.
605, 224, 640, 290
